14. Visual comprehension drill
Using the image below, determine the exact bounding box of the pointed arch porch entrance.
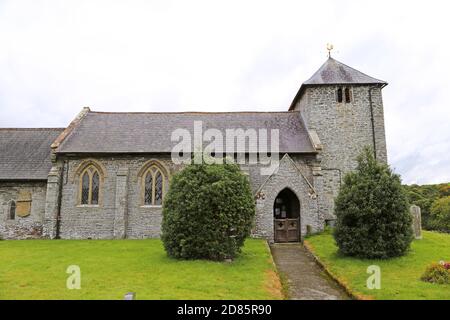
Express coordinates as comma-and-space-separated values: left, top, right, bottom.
273, 188, 300, 243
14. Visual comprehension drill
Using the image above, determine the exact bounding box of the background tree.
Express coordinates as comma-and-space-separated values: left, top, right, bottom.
333, 147, 413, 259
161, 162, 255, 260
439, 184, 450, 197
430, 196, 450, 233
404, 184, 440, 229
404, 183, 450, 230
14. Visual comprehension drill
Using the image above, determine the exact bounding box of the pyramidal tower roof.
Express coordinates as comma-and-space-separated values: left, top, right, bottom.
289, 57, 387, 110
304, 57, 386, 85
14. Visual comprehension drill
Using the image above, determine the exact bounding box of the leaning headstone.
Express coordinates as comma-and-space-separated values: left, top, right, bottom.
410, 205, 422, 240
124, 292, 136, 300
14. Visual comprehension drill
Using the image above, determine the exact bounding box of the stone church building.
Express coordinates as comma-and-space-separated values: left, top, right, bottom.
0, 57, 388, 243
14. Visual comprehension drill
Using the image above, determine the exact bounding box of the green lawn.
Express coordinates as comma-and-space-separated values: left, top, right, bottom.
305, 230, 450, 300
0, 238, 282, 300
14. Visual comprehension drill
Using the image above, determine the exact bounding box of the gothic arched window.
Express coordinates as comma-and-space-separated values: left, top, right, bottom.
9, 200, 16, 220
80, 166, 101, 205
142, 165, 165, 206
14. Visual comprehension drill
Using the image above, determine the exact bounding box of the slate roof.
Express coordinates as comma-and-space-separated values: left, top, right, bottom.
304, 57, 387, 85
289, 57, 387, 110
56, 111, 316, 154
0, 128, 64, 180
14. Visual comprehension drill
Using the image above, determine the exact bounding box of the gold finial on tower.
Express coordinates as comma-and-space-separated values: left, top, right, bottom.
326, 43, 334, 58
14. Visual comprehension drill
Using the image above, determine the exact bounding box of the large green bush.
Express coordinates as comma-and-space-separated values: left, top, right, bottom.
333, 148, 413, 259
430, 196, 450, 233
161, 163, 255, 260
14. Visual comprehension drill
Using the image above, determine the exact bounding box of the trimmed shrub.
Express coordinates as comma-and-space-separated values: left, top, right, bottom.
333, 147, 413, 259
430, 196, 450, 233
161, 163, 255, 260
421, 263, 450, 284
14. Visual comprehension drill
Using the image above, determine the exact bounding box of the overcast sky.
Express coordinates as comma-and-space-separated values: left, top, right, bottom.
0, 0, 449, 185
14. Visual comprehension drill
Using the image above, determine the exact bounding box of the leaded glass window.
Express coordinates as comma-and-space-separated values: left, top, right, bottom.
81, 172, 90, 204
142, 165, 165, 206
79, 165, 101, 205
91, 171, 99, 205
144, 173, 153, 205
155, 171, 163, 205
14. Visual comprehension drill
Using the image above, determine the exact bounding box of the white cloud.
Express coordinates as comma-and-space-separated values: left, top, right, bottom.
0, 0, 449, 184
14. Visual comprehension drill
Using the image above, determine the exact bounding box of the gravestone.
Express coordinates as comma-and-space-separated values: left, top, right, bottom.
410, 205, 422, 240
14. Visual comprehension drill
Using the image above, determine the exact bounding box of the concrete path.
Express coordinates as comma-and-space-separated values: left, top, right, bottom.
270, 243, 349, 300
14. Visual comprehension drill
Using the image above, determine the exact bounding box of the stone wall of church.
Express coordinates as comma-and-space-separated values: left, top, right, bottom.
294, 85, 388, 219
0, 181, 47, 239
53, 153, 323, 241
317, 169, 341, 221
295, 85, 387, 172
58, 154, 183, 239
252, 154, 323, 242
0, 154, 325, 241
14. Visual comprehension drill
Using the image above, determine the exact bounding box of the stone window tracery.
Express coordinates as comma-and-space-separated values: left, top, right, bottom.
79, 165, 101, 205
142, 165, 165, 206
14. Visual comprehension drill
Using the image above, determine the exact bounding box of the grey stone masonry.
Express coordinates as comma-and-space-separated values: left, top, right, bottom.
293, 84, 388, 220
295, 85, 387, 172
57, 155, 181, 239
0, 181, 47, 239
114, 167, 128, 239
43, 163, 63, 239
0, 58, 390, 242
42, 153, 324, 241
253, 154, 322, 242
